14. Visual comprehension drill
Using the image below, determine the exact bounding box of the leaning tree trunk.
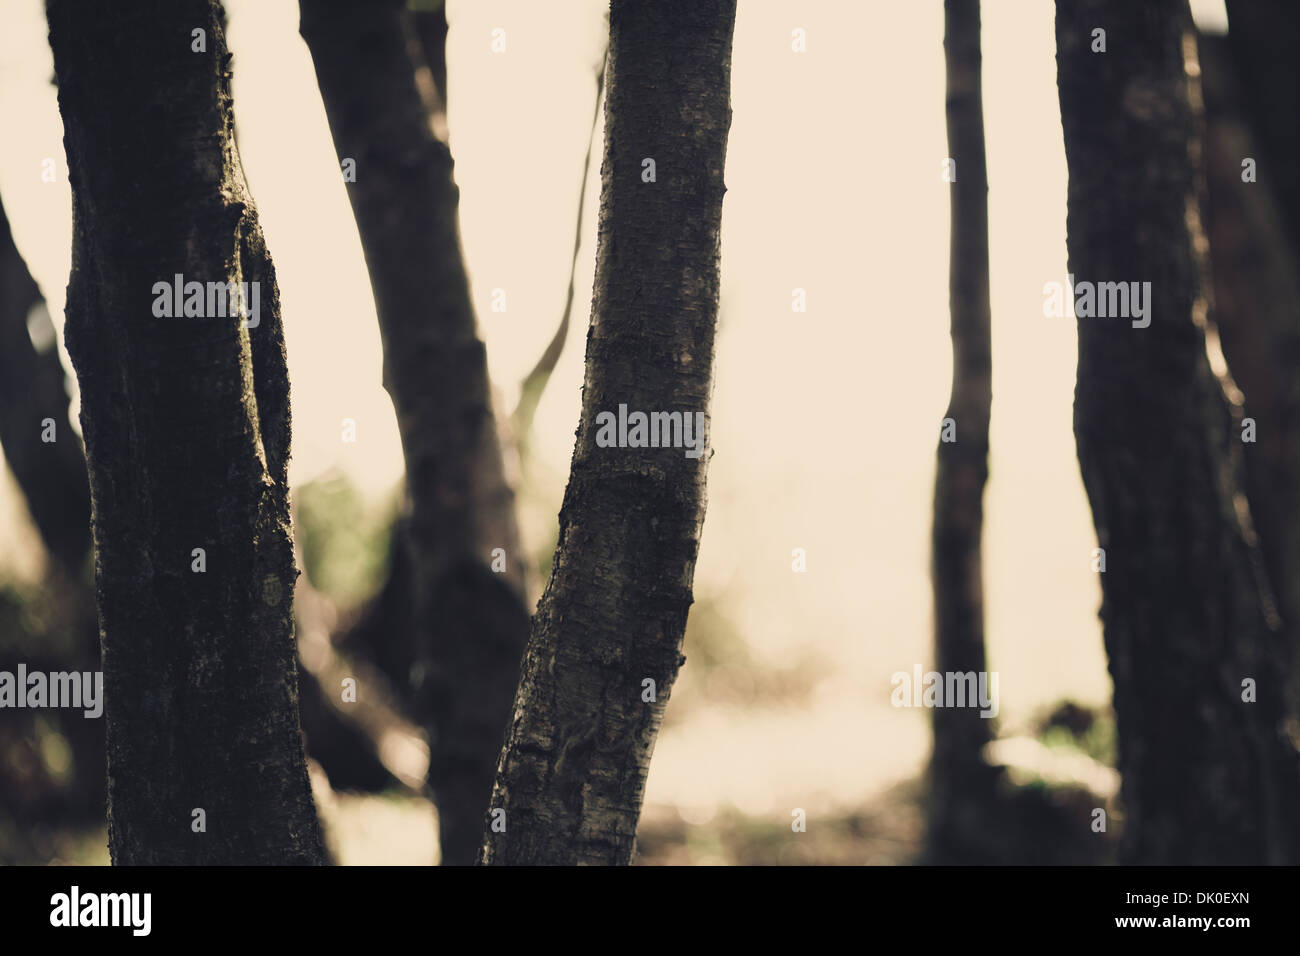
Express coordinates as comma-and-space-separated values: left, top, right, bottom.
479, 0, 737, 867
0, 194, 90, 576
48, 0, 325, 864
1055, 0, 1300, 864
927, 0, 997, 862
0, 191, 104, 829
299, 0, 530, 866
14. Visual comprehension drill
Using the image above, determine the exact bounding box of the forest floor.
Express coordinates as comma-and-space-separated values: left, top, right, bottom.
8, 765, 1114, 867
1, 471, 1118, 866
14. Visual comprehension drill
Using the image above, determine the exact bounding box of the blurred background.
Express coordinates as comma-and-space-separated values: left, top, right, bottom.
0, 0, 1232, 864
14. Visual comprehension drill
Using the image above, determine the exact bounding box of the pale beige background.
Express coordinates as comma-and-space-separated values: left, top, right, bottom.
0, 0, 1230, 832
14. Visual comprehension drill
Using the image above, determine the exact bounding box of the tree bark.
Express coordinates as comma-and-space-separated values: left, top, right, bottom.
0, 194, 90, 575
479, 0, 736, 867
1055, 0, 1300, 864
299, 0, 530, 865
927, 0, 997, 861
48, 0, 325, 864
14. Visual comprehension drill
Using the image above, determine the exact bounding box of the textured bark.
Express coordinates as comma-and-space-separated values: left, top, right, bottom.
1056, 0, 1300, 864
0, 195, 91, 575
48, 0, 325, 864
1200, 31, 1300, 707
480, 0, 736, 867
927, 0, 997, 860
299, 0, 529, 865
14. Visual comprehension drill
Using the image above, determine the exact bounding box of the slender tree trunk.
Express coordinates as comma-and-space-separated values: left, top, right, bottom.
1055, 0, 1300, 864
513, 40, 608, 445
0, 195, 90, 576
927, 0, 997, 861
480, 0, 736, 867
48, 0, 325, 864
299, 0, 530, 865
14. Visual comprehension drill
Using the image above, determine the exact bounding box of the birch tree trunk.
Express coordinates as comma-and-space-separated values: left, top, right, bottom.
1055, 0, 1300, 864
479, 0, 736, 867
299, 0, 530, 865
48, 0, 326, 864
927, 0, 997, 861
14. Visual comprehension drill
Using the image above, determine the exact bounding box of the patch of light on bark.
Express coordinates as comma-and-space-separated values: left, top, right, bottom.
1203, 323, 1242, 405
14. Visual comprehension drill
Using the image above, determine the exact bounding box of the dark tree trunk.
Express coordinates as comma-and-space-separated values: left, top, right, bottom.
0, 195, 90, 576
479, 0, 736, 867
1, 193, 102, 832
48, 0, 325, 864
927, 0, 997, 862
1055, 0, 1300, 864
1223, 1, 1300, 252
1204, 7, 1300, 706
299, 0, 530, 866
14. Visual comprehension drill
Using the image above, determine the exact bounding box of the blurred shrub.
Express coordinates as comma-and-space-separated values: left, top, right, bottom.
295, 472, 398, 610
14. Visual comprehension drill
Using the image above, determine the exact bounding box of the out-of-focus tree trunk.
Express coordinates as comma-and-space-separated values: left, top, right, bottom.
927, 0, 997, 863
0, 193, 103, 835
479, 0, 736, 867
1223, 1, 1300, 250
299, 0, 530, 866
0, 195, 90, 576
1055, 0, 1300, 864
294, 569, 427, 794
1202, 7, 1300, 706
48, 0, 325, 864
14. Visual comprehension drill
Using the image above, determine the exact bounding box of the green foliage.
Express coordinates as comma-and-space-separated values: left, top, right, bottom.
295, 472, 397, 610
1037, 700, 1117, 767
0, 579, 81, 660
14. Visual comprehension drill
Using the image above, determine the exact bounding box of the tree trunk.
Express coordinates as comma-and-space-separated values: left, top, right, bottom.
1223, 1, 1300, 252
927, 0, 997, 862
0, 194, 90, 576
479, 0, 737, 867
48, 0, 325, 864
299, 0, 530, 866
1055, 0, 1300, 864
1204, 7, 1300, 706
